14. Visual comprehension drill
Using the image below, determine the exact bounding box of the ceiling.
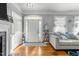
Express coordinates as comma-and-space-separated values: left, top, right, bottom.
11, 3, 79, 14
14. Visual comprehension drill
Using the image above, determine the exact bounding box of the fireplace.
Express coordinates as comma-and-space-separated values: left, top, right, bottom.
0, 32, 6, 56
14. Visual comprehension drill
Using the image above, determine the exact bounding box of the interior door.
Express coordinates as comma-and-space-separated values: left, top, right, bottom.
25, 19, 42, 42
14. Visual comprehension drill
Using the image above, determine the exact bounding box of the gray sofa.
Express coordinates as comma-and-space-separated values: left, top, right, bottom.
50, 33, 79, 49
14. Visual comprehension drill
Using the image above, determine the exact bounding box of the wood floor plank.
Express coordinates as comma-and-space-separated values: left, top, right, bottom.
13, 43, 68, 56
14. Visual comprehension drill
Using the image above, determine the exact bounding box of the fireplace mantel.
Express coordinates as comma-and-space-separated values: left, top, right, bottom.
0, 20, 12, 56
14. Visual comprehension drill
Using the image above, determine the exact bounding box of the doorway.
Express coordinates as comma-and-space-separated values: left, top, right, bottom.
24, 15, 42, 43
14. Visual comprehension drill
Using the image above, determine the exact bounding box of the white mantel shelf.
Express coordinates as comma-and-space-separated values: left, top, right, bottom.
0, 20, 11, 25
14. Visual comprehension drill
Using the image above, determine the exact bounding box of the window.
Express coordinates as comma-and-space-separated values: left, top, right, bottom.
24, 15, 42, 42
73, 16, 79, 35
53, 16, 66, 33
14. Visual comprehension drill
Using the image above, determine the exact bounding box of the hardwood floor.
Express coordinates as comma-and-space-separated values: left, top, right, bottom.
13, 43, 68, 56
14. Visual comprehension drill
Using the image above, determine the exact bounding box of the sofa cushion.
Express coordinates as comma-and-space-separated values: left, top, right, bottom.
59, 40, 79, 46
64, 32, 78, 40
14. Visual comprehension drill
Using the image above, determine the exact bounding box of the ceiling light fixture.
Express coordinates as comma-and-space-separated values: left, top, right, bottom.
26, 3, 33, 8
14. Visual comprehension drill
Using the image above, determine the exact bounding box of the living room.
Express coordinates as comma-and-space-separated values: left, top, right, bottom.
0, 3, 79, 56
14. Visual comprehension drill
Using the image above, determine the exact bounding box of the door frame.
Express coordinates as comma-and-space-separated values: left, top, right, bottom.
24, 16, 43, 43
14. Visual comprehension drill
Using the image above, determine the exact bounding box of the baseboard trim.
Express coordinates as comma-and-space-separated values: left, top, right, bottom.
13, 43, 23, 51
24, 42, 43, 43
49, 42, 56, 50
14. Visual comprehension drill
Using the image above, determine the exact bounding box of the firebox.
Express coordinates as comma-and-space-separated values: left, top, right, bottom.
0, 32, 6, 56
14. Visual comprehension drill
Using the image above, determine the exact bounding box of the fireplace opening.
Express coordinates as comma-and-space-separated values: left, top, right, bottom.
0, 32, 6, 56
0, 36, 2, 56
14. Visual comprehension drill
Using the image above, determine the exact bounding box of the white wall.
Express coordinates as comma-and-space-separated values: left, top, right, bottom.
7, 4, 23, 53
11, 11, 22, 51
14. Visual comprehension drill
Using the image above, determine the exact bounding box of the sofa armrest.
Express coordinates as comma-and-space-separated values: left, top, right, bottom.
76, 35, 79, 40
50, 35, 59, 48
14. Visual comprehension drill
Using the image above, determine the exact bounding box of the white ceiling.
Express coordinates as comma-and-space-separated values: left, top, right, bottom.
11, 3, 79, 14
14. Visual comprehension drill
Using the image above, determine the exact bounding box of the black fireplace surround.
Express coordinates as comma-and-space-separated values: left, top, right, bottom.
0, 3, 8, 21
0, 32, 6, 56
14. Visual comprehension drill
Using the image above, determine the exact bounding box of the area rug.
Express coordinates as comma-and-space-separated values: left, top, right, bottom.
65, 50, 79, 56
24, 42, 47, 46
